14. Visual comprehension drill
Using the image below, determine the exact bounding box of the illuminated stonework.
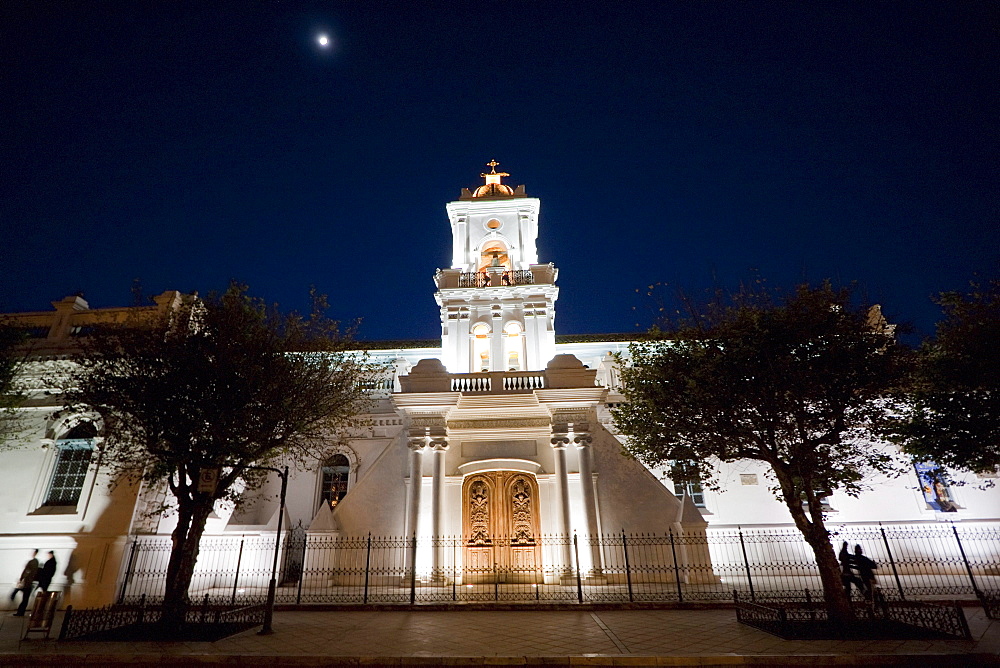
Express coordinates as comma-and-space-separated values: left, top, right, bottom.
436, 164, 556, 373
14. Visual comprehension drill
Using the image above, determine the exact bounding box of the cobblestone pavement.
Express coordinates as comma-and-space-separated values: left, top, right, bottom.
0, 606, 997, 666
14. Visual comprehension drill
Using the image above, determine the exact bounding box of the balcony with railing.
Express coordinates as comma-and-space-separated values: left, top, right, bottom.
457, 270, 534, 288
435, 264, 557, 290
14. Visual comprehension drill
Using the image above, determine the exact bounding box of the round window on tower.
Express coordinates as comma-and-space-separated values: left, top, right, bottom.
486, 218, 502, 230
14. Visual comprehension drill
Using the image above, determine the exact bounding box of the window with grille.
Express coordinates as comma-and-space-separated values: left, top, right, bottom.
44, 439, 93, 506
320, 454, 351, 509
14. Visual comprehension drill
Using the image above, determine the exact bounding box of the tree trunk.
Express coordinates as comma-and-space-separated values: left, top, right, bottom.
161, 499, 214, 631
783, 498, 854, 622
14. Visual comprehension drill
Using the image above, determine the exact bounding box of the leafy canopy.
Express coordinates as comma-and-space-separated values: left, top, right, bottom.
613, 282, 906, 506
888, 279, 1000, 473
65, 282, 377, 503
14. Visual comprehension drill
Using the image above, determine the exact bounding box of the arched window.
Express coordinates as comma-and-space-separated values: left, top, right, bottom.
478, 241, 510, 272
503, 321, 524, 371
320, 454, 351, 509
45, 422, 97, 507
472, 323, 491, 372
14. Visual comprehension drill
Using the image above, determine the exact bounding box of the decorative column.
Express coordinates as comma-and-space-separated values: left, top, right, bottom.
405, 435, 426, 577
549, 431, 574, 573
490, 302, 504, 372
430, 436, 449, 580
574, 429, 603, 575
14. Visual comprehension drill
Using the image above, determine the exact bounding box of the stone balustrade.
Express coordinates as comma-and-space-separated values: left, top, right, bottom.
399, 354, 597, 394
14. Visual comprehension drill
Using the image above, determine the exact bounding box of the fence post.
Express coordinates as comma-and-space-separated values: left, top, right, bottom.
363, 533, 372, 605
669, 528, 683, 603
117, 537, 139, 604
451, 538, 457, 602
58, 605, 73, 641
138, 594, 146, 624
409, 534, 417, 605
573, 533, 583, 604
738, 526, 754, 601
200, 593, 209, 623
952, 523, 982, 596
296, 534, 306, 605
230, 536, 245, 606
955, 601, 972, 640
804, 588, 815, 621
622, 530, 634, 603
878, 523, 905, 600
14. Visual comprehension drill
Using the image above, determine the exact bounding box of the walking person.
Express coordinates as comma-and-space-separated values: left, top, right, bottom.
853, 544, 879, 600
839, 541, 862, 598
10, 549, 39, 616
37, 551, 57, 592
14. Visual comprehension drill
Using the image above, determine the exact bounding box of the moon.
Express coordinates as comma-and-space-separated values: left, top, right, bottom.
317, 34, 330, 48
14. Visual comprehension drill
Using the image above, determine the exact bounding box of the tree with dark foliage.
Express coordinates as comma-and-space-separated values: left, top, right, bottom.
612, 283, 907, 620
888, 280, 1000, 475
66, 283, 376, 629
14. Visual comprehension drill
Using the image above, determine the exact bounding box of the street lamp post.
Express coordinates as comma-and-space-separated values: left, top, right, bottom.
249, 465, 288, 635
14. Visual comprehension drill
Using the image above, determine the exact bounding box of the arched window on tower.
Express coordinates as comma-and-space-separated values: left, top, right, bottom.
472, 323, 491, 372
504, 321, 525, 371
478, 241, 510, 273
320, 454, 351, 509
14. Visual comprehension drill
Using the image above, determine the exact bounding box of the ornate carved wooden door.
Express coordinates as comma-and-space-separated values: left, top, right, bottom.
462, 471, 542, 583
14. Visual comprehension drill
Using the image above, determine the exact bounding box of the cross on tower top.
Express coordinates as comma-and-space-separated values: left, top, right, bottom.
482, 160, 509, 180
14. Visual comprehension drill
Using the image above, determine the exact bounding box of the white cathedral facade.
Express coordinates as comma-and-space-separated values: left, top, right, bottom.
2, 166, 998, 608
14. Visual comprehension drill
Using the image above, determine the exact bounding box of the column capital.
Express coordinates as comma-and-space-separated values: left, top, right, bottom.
430, 438, 449, 451
408, 438, 427, 452
550, 435, 571, 449
573, 433, 593, 448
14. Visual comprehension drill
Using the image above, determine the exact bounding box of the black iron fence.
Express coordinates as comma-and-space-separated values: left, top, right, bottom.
733, 590, 972, 640
117, 523, 1000, 606
60, 594, 268, 640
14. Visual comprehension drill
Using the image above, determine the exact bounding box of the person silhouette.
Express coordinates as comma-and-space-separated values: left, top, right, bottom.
853, 544, 878, 599
10, 549, 39, 616
37, 551, 57, 592
839, 541, 862, 598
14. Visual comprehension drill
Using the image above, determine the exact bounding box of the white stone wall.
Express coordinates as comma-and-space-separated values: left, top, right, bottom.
0, 404, 139, 609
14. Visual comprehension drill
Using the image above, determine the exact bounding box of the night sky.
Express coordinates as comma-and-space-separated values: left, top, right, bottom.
3, 1, 997, 343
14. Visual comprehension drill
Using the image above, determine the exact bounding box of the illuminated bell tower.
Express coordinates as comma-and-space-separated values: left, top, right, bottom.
434, 162, 558, 373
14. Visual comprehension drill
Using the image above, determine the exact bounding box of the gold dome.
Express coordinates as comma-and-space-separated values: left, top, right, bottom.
473, 160, 513, 198
459, 160, 526, 200
473, 182, 515, 198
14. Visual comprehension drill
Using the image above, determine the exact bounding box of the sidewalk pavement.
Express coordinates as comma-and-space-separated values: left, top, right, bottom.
0, 605, 997, 666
